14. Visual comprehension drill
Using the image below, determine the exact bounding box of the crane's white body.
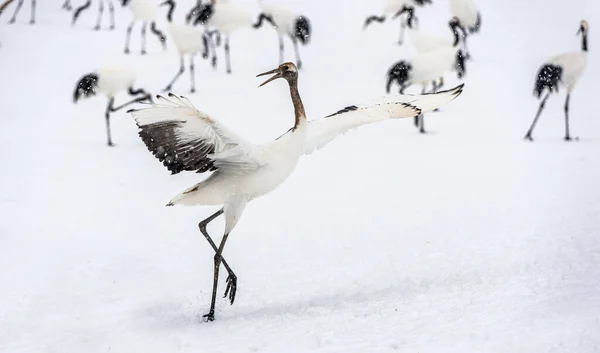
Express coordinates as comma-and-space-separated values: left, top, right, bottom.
207, 2, 253, 36
258, 1, 297, 35
169, 22, 205, 55
131, 85, 463, 233
128, 0, 159, 21
407, 46, 460, 85
96, 66, 137, 97
548, 52, 588, 92
408, 29, 453, 53
449, 0, 478, 29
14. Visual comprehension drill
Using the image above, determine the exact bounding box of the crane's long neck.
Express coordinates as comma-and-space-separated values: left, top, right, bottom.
288, 76, 306, 130
582, 32, 588, 52
165, 1, 175, 22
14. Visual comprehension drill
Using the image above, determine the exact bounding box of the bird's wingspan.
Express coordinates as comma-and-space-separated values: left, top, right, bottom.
130, 94, 264, 175
303, 84, 464, 155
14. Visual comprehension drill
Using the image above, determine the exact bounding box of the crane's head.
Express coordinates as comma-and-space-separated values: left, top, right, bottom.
257, 62, 298, 87
393, 5, 416, 29
577, 20, 589, 35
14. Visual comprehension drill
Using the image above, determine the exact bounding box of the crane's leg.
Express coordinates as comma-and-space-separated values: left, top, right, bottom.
164, 56, 185, 91
107, 0, 114, 30
398, 19, 406, 45
224, 36, 231, 74
93, 0, 104, 30
206, 31, 218, 69
524, 92, 550, 141
278, 34, 284, 64
141, 21, 147, 55
29, 0, 35, 24
150, 22, 167, 50
104, 98, 115, 147
291, 36, 302, 70
124, 21, 134, 54
62, 0, 72, 10
104, 94, 151, 147
414, 85, 426, 128
564, 93, 573, 141
72, 0, 91, 26
8, 0, 24, 24
189, 54, 196, 93
198, 209, 237, 306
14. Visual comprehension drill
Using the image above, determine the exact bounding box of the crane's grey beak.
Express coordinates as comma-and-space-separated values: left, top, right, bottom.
257, 68, 282, 87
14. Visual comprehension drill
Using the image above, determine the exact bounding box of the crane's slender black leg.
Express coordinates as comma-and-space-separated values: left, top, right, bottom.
203, 230, 231, 322
224, 36, 231, 74
278, 34, 284, 63
164, 56, 185, 91
291, 36, 302, 69
62, 0, 72, 10
72, 0, 91, 26
94, 0, 104, 30
104, 94, 151, 146
415, 85, 426, 128
189, 54, 196, 93
141, 21, 147, 55
564, 93, 572, 141
29, 0, 35, 24
150, 22, 167, 50
104, 97, 115, 147
198, 209, 237, 305
524, 92, 550, 141
8, 0, 23, 23
124, 21, 134, 54
107, 0, 114, 30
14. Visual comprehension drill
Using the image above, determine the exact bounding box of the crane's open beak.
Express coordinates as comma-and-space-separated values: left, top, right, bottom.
257, 68, 282, 87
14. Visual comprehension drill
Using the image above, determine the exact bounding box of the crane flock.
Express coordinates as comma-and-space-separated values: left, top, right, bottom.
0, 0, 592, 322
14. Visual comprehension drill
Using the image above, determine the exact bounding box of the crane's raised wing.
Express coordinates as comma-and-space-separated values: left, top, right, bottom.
303, 84, 464, 155
129, 94, 265, 175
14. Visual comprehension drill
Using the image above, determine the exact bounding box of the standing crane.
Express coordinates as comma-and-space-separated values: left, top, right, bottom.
525, 20, 589, 141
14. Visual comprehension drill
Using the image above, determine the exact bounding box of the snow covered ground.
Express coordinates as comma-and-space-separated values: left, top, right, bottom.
1, 0, 599, 352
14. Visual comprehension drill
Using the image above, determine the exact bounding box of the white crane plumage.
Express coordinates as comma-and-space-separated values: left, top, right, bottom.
160, 0, 210, 93
386, 39, 466, 133
72, 0, 116, 30
128, 61, 464, 321
449, 0, 481, 59
364, 0, 432, 45
252, 0, 311, 70
525, 20, 589, 141
186, 0, 255, 74
123, 0, 167, 55
73, 65, 151, 146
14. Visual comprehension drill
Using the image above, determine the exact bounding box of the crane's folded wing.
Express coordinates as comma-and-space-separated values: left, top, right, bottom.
303, 84, 463, 155
130, 94, 265, 175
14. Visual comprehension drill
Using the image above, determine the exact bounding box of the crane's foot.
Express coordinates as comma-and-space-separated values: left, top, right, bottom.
29, 20, 35, 25
226, 69, 231, 74
190, 88, 196, 94
8, 19, 16, 24
141, 49, 147, 55
223, 273, 237, 305
93, 25, 101, 31
162, 85, 172, 92
107, 142, 115, 147
297, 61, 303, 70
202, 310, 215, 322
124, 48, 130, 54
524, 134, 533, 141
419, 129, 427, 134
211, 57, 217, 68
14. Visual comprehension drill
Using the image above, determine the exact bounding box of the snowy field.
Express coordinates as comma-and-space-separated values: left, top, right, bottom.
1, 0, 600, 352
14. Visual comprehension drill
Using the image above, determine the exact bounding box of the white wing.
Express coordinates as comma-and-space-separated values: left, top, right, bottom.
303, 84, 464, 155
130, 93, 264, 175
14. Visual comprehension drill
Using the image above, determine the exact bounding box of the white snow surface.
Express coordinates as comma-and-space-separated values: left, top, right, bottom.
1, 0, 600, 352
